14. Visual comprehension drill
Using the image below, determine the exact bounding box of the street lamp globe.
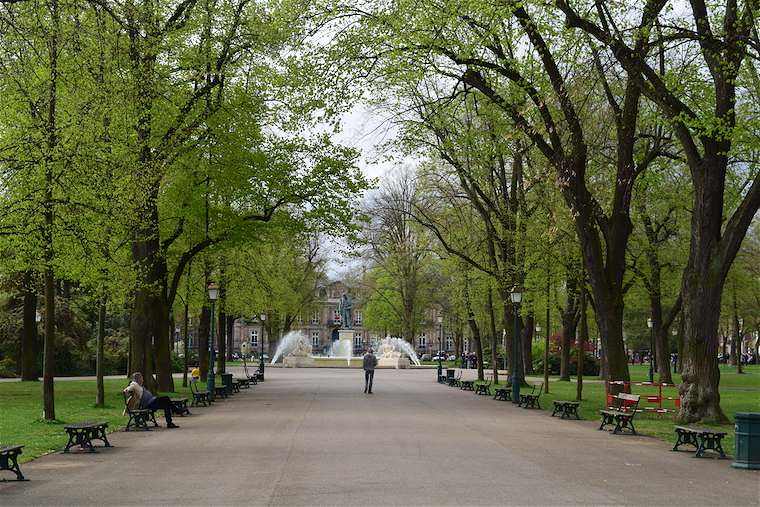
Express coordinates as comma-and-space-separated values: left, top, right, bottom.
510, 289, 523, 304
208, 282, 219, 301
647, 318, 653, 329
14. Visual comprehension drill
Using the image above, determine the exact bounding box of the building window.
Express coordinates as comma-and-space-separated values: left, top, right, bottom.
311, 311, 320, 325
332, 308, 341, 323
297, 314, 303, 324
250, 329, 258, 347
419, 334, 427, 348
446, 336, 453, 350
312, 331, 320, 347
355, 310, 362, 325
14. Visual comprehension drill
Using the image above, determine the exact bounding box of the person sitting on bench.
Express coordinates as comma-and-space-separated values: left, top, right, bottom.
123, 372, 179, 429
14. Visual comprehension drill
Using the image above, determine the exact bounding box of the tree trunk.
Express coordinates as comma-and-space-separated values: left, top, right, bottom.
226, 317, 235, 360
650, 298, 673, 384
679, 274, 728, 423
675, 315, 684, 373
20, 273, 39, 381
733, 288, 743, 374
198, 307, 210, 382
467, 317, 484, 381
559, 273, 580, 381
217, 266, 226, 375
521, 311, 534, 374
487, 287, 498, 383
96, 296, 106, 407
576, 281, 587, 401
42, 267, 56, 420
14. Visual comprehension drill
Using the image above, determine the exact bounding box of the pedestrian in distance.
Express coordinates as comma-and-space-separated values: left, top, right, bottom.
363, 348, 378, 394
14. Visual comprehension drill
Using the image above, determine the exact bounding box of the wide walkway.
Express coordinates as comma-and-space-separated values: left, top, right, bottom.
2, 368, 758, 505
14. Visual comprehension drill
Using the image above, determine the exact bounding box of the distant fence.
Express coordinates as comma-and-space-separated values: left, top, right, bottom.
605, 381, 681, 414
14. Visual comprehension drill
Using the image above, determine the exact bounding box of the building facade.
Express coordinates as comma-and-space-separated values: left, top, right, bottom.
228, 280, 458, 358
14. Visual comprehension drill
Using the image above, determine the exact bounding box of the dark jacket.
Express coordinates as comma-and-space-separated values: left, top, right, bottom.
363, 353, 378, 371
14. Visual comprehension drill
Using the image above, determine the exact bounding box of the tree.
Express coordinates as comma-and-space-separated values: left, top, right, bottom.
557, 0, 760, 422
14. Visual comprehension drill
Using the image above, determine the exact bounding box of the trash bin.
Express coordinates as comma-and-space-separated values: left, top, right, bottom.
221, 373, 233, 395
733, 412, 760, 470
446, 369, 455, 381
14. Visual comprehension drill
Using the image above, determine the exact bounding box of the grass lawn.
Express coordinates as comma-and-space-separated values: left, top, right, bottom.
485, 364, 760, 455
0, 378, 195, 463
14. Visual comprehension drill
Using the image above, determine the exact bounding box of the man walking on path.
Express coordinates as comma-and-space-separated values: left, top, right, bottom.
363, 348, 378, 394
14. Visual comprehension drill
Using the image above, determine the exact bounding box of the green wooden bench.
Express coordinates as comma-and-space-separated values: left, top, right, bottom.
551, 400, 581, 419
673, 426, 728, 458
493, 386, 511, 401
599, 393, 640, 435
0, 445, 25, 481
474, 379, 492, 396
518, 382, 544, 409
63, 421, 111, 453
123, 392, 157, 431
190, 379, 212, 407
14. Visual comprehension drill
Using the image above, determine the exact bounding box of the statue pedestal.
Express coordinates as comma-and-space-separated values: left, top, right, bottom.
283, 356, 315, 368
377, 356, 410, 369
338, 329, 354, 343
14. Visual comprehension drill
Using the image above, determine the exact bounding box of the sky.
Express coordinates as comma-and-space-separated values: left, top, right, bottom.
323, 103, 407, 278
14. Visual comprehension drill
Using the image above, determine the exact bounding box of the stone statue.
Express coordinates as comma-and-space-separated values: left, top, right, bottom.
289, 336, 312, 357
339, 293, 353, 329
380, 340, 400, 359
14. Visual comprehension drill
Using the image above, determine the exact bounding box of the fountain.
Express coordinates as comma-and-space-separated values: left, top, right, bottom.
329, 338, 353, 366
271, 331, 314, 367
270, 328, 420, 369
374, 336, 421, 368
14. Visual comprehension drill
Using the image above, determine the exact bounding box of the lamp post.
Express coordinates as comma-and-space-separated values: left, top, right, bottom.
510, 288, 523, 404
259, 313, 266, 381
207, 282, 219, 399
535, 325, 541, 342
647, 317, 654, 383
437, 315, 443, 382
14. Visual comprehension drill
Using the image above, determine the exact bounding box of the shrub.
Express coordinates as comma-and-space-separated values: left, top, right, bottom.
533, 350, 600, 376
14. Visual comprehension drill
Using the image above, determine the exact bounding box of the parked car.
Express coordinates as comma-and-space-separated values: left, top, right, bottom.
447, 355, 456, 361
421, 353, 431, 361
432, 354, 447, 362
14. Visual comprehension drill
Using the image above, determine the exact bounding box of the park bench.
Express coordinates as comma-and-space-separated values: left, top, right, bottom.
474, 378, 492, 396
673, 426, 728, 458
236, 377, 251, 389
123, 392, 158, 431
214, 384, 229, 399
599, 393, 640, 435
518, 382, 543, 409
63, 421, 111, 453
0, 445, 25, 481
170, 397, 191, 416
190, 379, 212, 407
231, 380, 241, 394
551, 400, 581, 420
460, 380, 475, 391
240, 361, 259, 385
447, 370, 462, 387
493, 385, 511, 401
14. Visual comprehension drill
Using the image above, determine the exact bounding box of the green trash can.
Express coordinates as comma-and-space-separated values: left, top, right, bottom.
732, 412, 760, 470
446, 369, 455, 381
221, 373, 233, 395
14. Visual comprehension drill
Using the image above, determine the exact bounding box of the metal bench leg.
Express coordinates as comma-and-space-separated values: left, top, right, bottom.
63, 431, 77, 453
99, 427, 112, 447
1, 453, 25, 481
